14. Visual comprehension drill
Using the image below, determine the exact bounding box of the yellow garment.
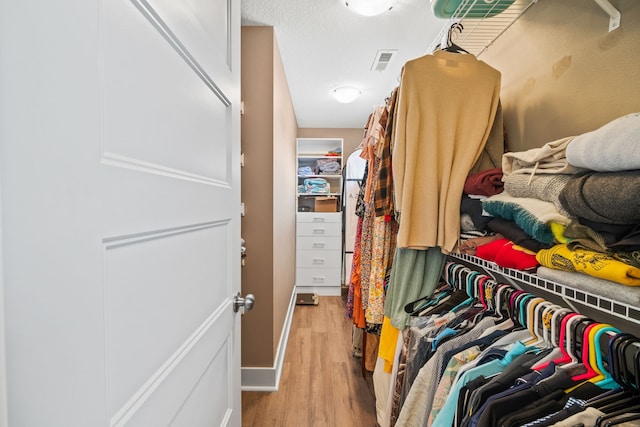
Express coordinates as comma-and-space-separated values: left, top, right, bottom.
392, 50, 501, 253
549, 221, 569, 243
379, 316, 400, 373
512, 244, 536, 256
536, 244, 640, 286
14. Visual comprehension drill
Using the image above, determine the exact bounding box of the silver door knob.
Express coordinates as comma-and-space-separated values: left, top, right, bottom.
233, 292, 255, 314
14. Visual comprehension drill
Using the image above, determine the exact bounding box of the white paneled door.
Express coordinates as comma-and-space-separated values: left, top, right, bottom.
0, 0, 242, 426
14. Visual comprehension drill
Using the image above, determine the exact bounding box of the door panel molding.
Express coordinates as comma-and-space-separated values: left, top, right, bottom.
101, 152, 230, 186
103, 220, 231, 414
129, 0, 231, 105
111, 307, 234, 426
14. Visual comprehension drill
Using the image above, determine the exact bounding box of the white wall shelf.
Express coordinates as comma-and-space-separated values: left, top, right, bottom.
449, 253, 640, 328
428, 0, 539, 57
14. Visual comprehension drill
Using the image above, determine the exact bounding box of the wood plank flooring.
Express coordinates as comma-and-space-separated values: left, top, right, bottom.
242, 296, 378, 427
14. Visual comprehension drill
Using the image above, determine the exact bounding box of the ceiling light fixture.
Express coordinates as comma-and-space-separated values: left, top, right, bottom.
332, 86, 362, 103
344, 0, 397, 16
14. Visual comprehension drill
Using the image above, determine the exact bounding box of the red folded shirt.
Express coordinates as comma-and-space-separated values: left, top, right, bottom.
476, 237, 538, 271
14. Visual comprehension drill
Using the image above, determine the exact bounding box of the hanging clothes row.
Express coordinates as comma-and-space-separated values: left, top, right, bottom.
389, 261, 640, 427
345, 26, 508, 425
346, 102, 400, 372
344, 22, 640, 427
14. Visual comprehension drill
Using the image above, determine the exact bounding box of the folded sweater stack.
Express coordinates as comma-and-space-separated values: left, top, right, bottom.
464, 112, 640, 290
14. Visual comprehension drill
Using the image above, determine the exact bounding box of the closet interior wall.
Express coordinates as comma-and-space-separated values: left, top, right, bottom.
480, 0, 640, 153
470, 0, 640, 334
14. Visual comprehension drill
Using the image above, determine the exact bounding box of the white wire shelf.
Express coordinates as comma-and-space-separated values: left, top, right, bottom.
449, 252, 640, 327
428, 0, 539, 57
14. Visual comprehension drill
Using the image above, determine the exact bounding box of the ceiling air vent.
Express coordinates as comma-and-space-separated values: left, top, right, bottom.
371, 49, 397, 72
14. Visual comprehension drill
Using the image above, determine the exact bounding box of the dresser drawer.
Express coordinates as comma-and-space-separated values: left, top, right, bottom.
296, 221, 341, 237
296, 249, 342, 269
296, 212, 342, 223
296, 267, 341, 287
296, 236, 342, 251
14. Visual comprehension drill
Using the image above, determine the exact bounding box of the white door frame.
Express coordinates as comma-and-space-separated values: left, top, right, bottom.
0, 183, 7, 427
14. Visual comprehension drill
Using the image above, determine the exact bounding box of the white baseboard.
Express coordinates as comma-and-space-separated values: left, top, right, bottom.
240, 286, 297, 391
295, 285, 342, 296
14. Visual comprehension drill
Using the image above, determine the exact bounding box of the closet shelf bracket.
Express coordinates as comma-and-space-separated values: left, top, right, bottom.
594, 0, 621, 32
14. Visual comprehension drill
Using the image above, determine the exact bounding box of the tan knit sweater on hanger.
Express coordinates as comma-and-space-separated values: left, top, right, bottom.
392, 50, 501, 253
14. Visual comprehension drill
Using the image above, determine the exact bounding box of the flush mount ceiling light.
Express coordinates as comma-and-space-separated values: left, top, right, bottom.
344, 0, 397, 16
332, 86, 362, 103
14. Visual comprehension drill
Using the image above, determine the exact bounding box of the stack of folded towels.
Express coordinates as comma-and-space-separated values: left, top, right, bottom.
303, 178, 330, 194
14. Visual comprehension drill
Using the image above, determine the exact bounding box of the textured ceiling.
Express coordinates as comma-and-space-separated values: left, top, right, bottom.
241, 0, 447, 129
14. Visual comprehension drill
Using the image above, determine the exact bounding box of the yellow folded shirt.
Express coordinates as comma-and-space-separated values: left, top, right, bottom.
536, 244, 640, 286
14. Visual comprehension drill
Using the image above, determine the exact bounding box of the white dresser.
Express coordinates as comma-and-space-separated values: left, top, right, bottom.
295, 212, 342, 295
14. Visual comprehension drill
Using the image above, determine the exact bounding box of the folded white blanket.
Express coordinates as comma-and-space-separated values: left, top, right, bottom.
566, 112, 640, 172
502, 136, 585, 178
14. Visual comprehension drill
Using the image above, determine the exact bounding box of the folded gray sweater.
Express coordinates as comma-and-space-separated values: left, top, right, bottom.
559, 170, 640, 225
503, 173, 572, 217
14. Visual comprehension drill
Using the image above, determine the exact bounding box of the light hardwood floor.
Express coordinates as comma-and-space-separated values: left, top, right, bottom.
242, 296, 378, 427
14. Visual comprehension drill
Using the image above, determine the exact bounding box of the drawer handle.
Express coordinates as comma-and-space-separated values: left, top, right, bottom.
312, 242, 325, 248
312, 276, 325, 282
312, 217, 326, 223
312, 229, 325, 234
312, 258, 325, 265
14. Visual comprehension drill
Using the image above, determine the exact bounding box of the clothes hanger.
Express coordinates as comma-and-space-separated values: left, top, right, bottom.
523, 299, 551, 347
471, 275, 501, 323
619, 338, 640, 391
610, 334, 638, 389
590, 326, 622, 389
572, 322, 606, 382
475, 275, 491, 310
521, 295, 544, 342
601, 412, 640, 426
553, 313, 586, 369
539, 303, 563, 348
567, 318, 597, 375
449, 270, 481, 312
585, 332, 634, 409
531, 305, 571, 371
482, 280, 497, 314
596, 388, 640, 427
505, 287, 524, 323
511, 292, 529, 324
443, 262, 466, 288
594, 337, 640, 416
492, 283, 511, 320
597, 402, 640, 426
551, 307, 572, 347
441, 22, 470, 54
403, 283, 453, 315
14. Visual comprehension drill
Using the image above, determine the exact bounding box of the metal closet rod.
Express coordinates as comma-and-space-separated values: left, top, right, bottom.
448, 253, 640, 328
